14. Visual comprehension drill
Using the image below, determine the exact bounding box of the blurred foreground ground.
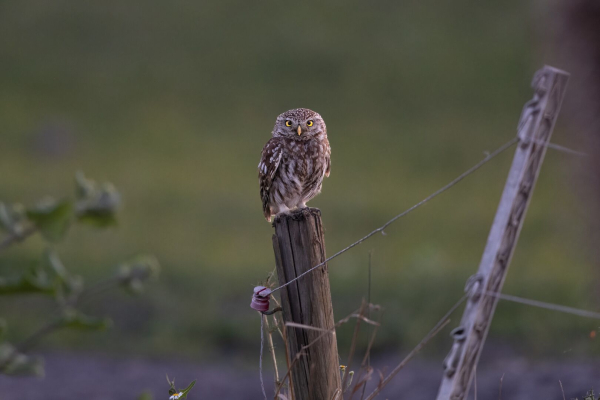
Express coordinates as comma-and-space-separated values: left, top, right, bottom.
1, 350, 598, 400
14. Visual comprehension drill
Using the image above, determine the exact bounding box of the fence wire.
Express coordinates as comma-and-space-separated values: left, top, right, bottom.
258, 135, 594, 399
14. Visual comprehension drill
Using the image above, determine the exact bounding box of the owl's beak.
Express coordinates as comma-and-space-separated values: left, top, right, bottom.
297, 125, 302, 135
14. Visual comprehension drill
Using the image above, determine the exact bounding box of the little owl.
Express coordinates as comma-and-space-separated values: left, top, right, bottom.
258, 108, 331, 222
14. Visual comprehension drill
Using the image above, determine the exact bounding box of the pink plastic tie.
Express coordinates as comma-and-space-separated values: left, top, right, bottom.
251, 286, 272, 312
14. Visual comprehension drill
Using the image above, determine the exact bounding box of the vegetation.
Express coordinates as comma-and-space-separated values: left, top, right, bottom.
0, 173, 158, 376
0, 0, 595, 362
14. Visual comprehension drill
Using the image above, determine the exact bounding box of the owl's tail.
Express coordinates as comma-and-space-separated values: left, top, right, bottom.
261, 192, 272, 222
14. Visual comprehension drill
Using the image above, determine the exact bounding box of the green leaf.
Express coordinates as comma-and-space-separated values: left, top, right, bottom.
137, 391, 153, 400
60, 310, 112, 331
26, 198, 74, 242
75, 171, 95, 200
42, 249, 68, 281
38, 249, 84, 305
165, 376, 196, 399
0, 202, 12, 232
0, 343, 44, 377
75, 172, 120, 227
0, 319, 7, 340
180, 379, 197, 398
118, 255, 160, 295
0, 202, 28, 235
77, 211, 118, 227
0, 266, 55, 295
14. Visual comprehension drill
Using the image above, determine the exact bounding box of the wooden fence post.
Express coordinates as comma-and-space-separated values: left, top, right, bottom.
436, 65, 569, 400
272, 208, 341, 400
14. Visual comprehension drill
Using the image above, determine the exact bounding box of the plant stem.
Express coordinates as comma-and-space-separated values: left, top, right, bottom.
0, 225, 37, 252
263, 315, 280, 390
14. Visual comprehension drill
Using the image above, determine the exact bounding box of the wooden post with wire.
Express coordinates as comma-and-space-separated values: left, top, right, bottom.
272, 207, 341, 400
436, 65, 569, 400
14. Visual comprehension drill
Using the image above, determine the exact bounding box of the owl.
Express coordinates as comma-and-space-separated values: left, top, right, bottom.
258, 108, 331, 222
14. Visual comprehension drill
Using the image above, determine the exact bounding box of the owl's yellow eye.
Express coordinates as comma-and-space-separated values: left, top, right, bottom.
285, 120, 292, 127
307, 120, 314, 127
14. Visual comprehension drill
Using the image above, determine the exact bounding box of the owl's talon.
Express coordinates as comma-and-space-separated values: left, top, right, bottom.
300, 207, 312, 218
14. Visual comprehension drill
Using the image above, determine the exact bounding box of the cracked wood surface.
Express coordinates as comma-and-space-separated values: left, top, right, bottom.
272, 208, 341, 400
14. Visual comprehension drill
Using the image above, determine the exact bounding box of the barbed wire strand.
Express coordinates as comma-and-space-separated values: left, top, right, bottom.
535, 140, 589, 157
368, 290, 600, 399
485, 291, 600, 320
364, 292, 468, 400
271, 137, 519, 294
258, 135, 587, 394
259, 136, 590, 397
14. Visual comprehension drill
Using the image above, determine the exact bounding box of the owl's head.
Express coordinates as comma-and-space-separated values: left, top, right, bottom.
272, 108, 326, 140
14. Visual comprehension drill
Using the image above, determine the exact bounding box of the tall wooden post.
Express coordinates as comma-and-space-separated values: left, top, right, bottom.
436, 66, 569, 400
272, 208, 341, 400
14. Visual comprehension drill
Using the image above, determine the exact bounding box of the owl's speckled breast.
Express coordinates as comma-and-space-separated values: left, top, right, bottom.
258, 108, 331, 221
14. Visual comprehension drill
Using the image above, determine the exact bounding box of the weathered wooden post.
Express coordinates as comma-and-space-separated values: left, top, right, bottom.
272, 208, 341, 400
436, 66, 569, 400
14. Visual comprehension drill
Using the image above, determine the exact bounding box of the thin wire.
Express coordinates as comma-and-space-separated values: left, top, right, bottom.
537, 141, 589, 157
363, 292, 468, 400
484, 291, 600, 320
259, 316, 267, 400
363, 289, 600, 399
271, 137, 519, 293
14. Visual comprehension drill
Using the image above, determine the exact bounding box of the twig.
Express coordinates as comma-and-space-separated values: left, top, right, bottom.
15, 274, 126, 354
272, 137, 518, 293
76, 276, 122, 307
0, 225, 37, 252
267, 296, 285, 339
263, 315, 280, 389
275, 306, 379, 399
274, 350, 304, 400
0, 268, 130, 371
364, 293, 469, 400
559, 380, 566, 400
331, 388, 342, 400
498, 373, 505, 400
352, 305, 383, 400
16, 318, 64, 353
259, 316, 267, 400
367, 252, 372, 314
279, 317, 293, 400
364, 318, 451, 400
342, 301, 367, 392
284, 322, 331, 332
360, 252, 373, 400
360, 308, 382, 370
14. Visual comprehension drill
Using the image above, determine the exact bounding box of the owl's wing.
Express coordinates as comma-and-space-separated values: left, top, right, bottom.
258, 138, 283, 220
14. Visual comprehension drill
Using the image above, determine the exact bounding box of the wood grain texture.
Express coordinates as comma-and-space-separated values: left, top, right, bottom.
272, 208, 341, 400
436, 66, 570, 400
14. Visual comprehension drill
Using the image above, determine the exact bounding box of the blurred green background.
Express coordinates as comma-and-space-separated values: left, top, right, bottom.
0, 0, 596, 365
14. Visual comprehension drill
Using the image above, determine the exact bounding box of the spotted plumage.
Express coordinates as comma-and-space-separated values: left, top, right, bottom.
258, 108, 331, 222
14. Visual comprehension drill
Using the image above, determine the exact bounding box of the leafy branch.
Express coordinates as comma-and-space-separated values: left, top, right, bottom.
0, 172, 159, 377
